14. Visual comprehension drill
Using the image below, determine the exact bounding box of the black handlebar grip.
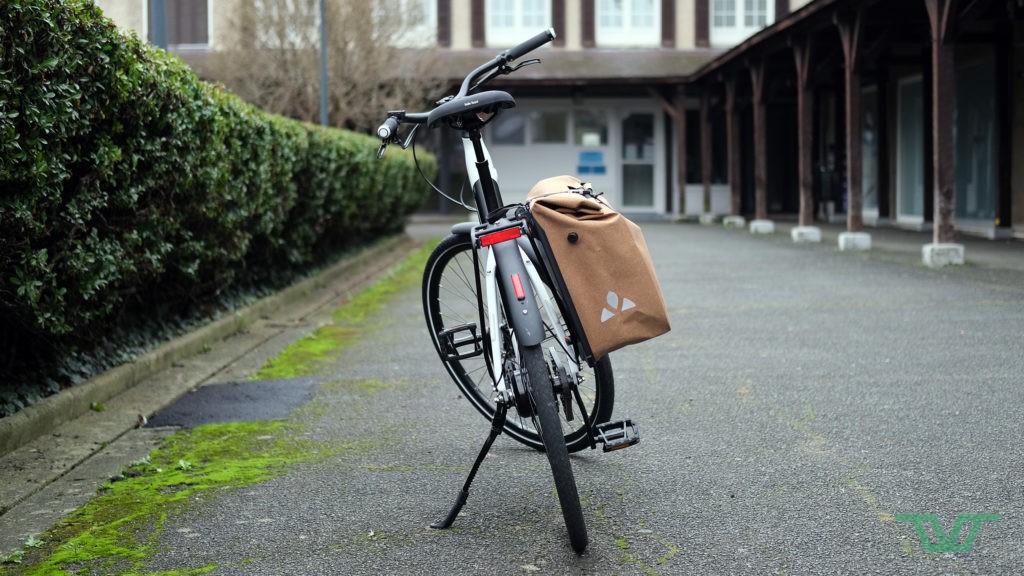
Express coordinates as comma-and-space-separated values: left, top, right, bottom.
377, 117, 400, 139
503, 28, 555, 62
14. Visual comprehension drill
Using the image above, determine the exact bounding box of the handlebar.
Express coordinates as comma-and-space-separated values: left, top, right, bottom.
458, 27, 555, 98
376, 116, 400, 140
502, 28, 556, 64
376, 28, 556, 156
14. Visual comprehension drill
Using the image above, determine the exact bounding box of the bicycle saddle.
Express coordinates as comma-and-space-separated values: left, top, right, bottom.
427, 90, 516, 131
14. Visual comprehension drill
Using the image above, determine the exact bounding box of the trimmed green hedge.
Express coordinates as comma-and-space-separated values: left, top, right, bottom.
0, 0, 433, 413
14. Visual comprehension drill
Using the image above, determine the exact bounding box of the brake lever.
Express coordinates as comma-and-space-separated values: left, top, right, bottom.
376, 123, 420, 158
470, 68, 504, 92
470, 58, 543, 92
401, 124, 420, 150
509, 58, 541, 72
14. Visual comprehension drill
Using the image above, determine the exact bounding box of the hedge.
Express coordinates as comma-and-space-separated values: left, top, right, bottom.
0, 0, 434, 414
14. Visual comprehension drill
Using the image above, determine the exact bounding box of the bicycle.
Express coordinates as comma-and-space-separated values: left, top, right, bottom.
376, 28, 640, 554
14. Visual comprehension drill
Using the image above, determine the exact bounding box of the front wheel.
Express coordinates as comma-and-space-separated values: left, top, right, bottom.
522, 344, 588, 554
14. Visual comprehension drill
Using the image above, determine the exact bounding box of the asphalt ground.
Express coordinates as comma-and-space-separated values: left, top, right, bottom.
1, 219, 1023, 574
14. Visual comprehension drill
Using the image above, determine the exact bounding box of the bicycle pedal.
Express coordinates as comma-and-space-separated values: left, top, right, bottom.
594, 419, 639, 452
438, 323, 483, 361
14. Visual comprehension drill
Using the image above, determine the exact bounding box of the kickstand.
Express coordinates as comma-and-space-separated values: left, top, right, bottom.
430, 403, 507, 529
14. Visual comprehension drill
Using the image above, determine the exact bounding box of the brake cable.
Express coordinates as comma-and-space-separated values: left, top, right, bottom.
409, 125, 476, 213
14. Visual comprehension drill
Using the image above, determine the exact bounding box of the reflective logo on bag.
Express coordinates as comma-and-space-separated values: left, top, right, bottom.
601, 291, 636, 323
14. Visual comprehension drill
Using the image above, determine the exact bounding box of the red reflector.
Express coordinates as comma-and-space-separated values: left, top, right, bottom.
511, 274, 526, 300
479, 227, 522, 247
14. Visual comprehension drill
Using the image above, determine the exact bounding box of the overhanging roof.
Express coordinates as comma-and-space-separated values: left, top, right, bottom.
434, 47, 723, 87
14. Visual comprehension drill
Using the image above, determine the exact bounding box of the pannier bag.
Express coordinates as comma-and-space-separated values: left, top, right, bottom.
526, 175, 670, 362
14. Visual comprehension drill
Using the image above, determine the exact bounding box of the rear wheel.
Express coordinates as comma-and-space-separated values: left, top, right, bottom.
521, 344, 588, 554
423, 233, 613, 452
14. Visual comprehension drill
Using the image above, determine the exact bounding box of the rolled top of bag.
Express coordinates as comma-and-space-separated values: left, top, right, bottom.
527, 175, 592, 201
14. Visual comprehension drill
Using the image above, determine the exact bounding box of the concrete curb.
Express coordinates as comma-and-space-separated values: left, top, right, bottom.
0, 234, 416, 458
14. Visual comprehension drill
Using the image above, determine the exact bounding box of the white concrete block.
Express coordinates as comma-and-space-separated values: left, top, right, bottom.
790, 226, 822, 243
922, 243, 965, 267
722, 215, 746, 229
749, 219, 775, 234
838, 232, 872, 251
699, 213, 720, 225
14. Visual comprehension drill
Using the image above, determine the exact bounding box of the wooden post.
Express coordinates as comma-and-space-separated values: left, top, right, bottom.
749, 60, 768, 221
792, 36, 814, 227
701, 87, 712, 214
676, 85, 688, 218
924, 0, 956, 243
646, 86, 687, 217
837, 8, 864, 232
725, 75, 741, 217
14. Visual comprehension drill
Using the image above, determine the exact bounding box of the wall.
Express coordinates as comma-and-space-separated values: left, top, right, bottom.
677, 0, 696, 49
94, 0, 144, 36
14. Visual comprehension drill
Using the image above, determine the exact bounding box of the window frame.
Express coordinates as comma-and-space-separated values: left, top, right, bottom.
595, 0, 660, 47
709, 0, 774, 48
486, 0, 552, 47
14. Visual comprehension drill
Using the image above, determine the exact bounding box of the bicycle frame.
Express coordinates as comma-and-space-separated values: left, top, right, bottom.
461, 133, 581, 405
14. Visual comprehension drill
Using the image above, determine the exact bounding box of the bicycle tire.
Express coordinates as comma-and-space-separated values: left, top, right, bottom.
521, 343, 588, 554
422, 233, 613, 452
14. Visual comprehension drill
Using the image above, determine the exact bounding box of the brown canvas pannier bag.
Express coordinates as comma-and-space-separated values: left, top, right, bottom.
526, 175, 670, 362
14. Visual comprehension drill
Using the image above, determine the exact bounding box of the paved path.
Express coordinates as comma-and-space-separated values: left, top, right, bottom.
2, 221, 1022, 574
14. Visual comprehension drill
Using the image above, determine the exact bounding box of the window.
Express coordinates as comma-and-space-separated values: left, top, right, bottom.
710, 0, 773, 48
251, 0, 318, 49
390, 0, 437, 48
161, 0, 210, 48
487, 0, 551, 46
174, 0, 208, 45
596, 0, 659, 47
712, 0, 734, 27
491, 109, 604, 146
492, 109, 526, 145
530, 111, 567, 143
743, 0, 768, 27
574, 110, 608, 146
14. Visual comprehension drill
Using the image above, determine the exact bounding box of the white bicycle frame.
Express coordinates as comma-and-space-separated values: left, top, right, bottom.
462, 135, 580, 403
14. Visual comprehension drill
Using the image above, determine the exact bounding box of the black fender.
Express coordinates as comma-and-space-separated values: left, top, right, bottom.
490, 238, 545, 346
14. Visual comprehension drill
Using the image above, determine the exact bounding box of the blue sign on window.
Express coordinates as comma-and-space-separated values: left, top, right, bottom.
577, 150, 606, 175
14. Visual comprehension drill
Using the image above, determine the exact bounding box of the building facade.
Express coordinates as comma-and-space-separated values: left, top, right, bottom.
687, 0, 1023, 245
424, 0, 812, 217
97, 0, 1024, 241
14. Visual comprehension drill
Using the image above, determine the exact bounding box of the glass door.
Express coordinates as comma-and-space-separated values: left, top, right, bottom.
955, 56, 996, 222
621, 112, 656, 209
861, 86, 879, 217
897, 76, 924, 224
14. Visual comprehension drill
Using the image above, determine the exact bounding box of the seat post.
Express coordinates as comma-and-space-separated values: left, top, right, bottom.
468, 130, 503, 222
